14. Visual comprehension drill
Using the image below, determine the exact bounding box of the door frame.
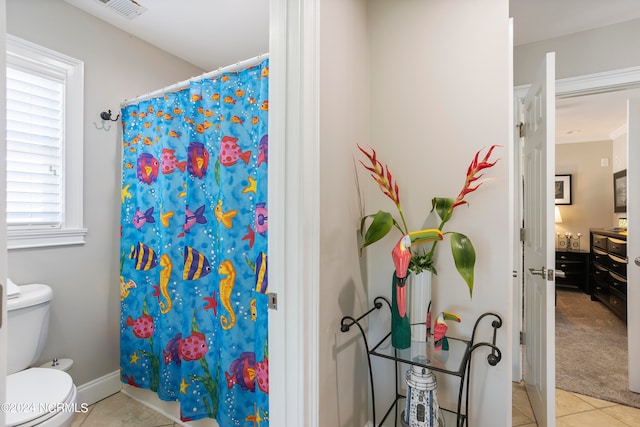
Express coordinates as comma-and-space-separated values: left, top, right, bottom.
512, 65, 640, 381
268, 0, 320, 425
627, 100, 640, 392
0, 3, 7, 425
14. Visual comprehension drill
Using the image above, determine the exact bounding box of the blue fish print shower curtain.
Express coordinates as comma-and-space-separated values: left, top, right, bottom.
119, 60, 269, 425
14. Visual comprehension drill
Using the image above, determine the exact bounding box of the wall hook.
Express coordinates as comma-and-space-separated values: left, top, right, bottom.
94, 109, 119, 131
93, 121, 112, 131
100, 110, 120, 121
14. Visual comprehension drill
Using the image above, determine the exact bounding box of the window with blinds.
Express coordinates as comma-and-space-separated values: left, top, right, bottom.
6, 35, 86, 249
6, 66, 65, 228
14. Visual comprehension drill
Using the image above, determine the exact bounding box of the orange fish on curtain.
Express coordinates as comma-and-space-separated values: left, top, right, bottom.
119, 59, 270, 425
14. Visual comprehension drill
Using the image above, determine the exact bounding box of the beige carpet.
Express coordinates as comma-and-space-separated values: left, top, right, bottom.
555, 288, 640, 408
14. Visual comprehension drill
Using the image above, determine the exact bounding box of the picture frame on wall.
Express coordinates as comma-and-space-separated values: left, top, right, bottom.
614, 169, 627, 213
555, 174, 572, 205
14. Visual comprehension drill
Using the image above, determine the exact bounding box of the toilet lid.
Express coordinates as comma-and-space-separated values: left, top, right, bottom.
6, 368, 74, 427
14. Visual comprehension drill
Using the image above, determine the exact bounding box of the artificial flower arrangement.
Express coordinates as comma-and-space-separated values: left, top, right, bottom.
357, 144, 500, 298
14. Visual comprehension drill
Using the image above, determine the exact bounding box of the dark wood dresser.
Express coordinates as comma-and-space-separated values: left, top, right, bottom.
555, 249, 589, 292
589, 228, 628, 321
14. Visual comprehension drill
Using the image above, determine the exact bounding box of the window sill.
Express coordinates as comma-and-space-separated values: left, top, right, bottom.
7, 228, 88, 250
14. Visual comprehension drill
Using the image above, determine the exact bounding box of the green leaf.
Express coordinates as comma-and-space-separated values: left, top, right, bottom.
450, 232, 476, 297
359, 210, 394, 254
431, 197, 455, 222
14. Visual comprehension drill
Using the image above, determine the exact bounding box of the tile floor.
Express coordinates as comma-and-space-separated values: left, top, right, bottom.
513, 382, 640, 426
70, 392, 178, 427
73, 384, 640, 426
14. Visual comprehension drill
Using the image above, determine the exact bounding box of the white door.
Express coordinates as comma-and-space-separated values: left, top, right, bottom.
628, 99, 640, 392
522, 52, 556, 427
512, 97, 524, 382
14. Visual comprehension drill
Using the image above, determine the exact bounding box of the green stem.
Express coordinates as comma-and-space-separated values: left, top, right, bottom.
427, 208, 453, 260
397, 206, 410, 235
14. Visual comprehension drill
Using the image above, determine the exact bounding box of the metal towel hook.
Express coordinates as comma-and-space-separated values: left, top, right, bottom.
100, 109, 120, 121
94, 109, 119, 131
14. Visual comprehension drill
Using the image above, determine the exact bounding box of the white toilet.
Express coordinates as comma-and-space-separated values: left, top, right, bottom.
6, 280, 78, 427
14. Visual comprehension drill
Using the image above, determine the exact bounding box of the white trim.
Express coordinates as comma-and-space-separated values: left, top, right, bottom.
268, 0, 320, 425
76, 370, 122, 406
555, 66, 640, 98
610, 124, 627, 140
7, 228, 87, 250
0, 13, 8, 427
515, 65, 640, 99
301, 0, 320, 425
267, 0, 288, 425
6, 35, 86, 249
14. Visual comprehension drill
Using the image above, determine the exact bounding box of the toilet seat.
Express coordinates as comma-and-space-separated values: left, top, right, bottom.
6, 368, 76, 427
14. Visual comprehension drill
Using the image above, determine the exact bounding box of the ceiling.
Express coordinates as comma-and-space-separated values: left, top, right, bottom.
63, 0, 640, 144
63, 0, 269, 72
510, 0, 640, 46
511, 0, 640, 144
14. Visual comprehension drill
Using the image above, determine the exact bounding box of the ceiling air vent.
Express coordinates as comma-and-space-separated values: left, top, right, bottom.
98, 0, 147, 19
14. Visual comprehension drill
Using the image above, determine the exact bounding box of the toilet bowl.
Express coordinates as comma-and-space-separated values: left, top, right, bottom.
5, 281, 79, 427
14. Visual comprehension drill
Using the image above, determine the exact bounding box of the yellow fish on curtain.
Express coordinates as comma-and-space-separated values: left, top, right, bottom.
119, 59, 269, 425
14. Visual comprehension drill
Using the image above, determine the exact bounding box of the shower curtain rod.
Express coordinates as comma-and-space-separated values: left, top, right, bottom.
121, 52, 269, 107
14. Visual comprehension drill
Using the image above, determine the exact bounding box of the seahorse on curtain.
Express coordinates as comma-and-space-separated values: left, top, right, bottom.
219, 259, 236, 330
158, 254, 172, 314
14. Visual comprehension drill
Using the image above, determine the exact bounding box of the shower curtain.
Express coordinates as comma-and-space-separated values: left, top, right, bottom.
119, 59, 269, 425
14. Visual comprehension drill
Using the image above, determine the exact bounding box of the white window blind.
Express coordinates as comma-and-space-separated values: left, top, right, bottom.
6, 67, 65, 228
6, 35, 86, 249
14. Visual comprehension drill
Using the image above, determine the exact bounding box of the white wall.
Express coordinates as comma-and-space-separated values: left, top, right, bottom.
6, 0, 203, 396
514, 18, 640, 85
555, 141, 614, 250
613, 131, 628, 173
318, 0, 371, 426
365, 0, 511, 425
613, 131, 629, 226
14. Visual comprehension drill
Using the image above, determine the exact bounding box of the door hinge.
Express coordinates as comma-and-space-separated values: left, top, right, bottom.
518, 122, 526, 138
520, 331, 524, 345
268, 292, 278, 310
520, 227, 526, 242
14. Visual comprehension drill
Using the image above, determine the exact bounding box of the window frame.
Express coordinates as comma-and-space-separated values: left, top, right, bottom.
6, 35, 86, 249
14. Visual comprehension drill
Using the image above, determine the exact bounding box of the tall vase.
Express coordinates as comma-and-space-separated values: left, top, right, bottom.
410, 271, 432, 343
391, 271, 411, 349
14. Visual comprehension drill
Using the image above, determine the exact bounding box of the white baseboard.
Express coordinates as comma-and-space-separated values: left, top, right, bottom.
76, 370, 122, 406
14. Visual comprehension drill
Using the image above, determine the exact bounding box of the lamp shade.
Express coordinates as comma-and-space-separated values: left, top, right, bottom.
555, 206, 563, 223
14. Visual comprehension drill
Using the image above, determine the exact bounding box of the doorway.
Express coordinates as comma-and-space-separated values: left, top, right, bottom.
514, 65, 640, 409
554, 87, 640, 406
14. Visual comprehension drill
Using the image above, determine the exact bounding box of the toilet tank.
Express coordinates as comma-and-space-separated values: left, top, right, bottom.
6, 284, 54, 374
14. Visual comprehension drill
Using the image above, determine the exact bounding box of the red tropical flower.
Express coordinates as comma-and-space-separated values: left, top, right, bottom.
452, 145, 501, 209
357, 144, 500, 297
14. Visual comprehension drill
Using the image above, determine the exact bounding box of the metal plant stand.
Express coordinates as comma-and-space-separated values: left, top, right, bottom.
340, 296, 502, 427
